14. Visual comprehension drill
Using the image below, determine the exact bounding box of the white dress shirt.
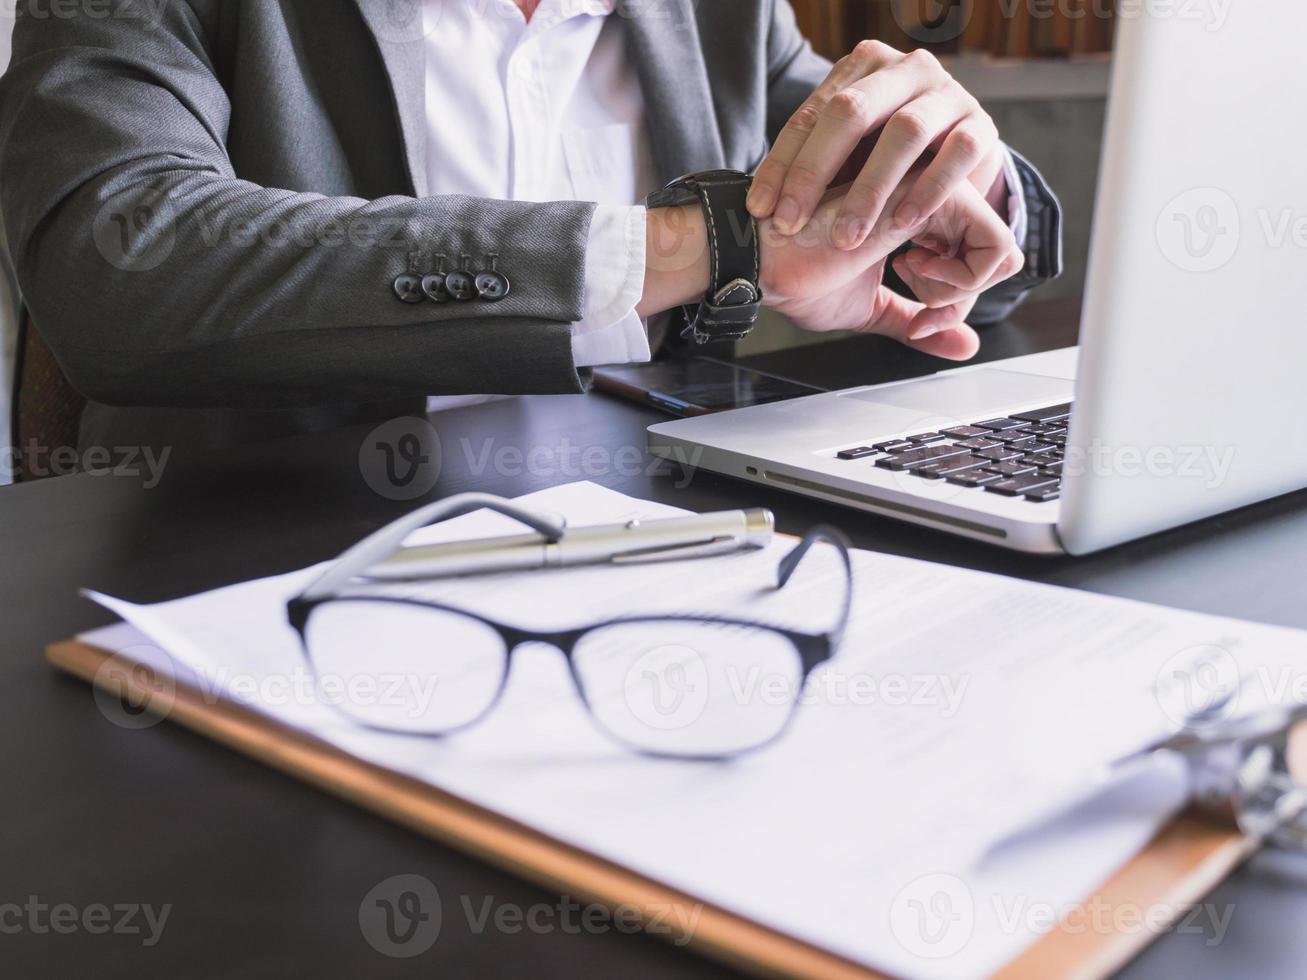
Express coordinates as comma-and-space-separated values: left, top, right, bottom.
422, 0, 653, 395
421, 0, 1027, 411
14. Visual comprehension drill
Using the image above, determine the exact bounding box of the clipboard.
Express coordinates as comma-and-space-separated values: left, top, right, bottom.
47, 638, 1256, 980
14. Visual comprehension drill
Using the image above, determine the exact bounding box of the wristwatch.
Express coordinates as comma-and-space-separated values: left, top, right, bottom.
645, 169, 762, 345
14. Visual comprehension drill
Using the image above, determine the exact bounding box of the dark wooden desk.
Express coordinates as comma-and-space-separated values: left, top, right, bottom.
4, 299, 1307, 978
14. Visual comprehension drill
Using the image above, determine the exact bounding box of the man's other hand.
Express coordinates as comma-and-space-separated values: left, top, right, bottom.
759, 174, 1023, 359
748, 41, 1006, 253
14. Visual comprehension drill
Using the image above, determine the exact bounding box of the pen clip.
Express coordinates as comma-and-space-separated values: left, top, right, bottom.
610, 536, 748, 565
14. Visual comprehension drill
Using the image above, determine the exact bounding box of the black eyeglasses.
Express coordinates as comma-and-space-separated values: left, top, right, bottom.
287, 495, 852, 759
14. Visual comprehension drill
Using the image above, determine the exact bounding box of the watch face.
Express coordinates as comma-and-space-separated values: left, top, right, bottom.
649, 169, 753, 210
663, 168, 751, 188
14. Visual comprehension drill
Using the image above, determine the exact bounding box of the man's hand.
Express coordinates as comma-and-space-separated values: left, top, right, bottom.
748, 41, 1005, 252
638, 170, 1022, 360
760, 175, 1023, 358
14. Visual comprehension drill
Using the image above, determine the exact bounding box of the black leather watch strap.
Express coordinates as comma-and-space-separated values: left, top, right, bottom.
646, 169, 762, 345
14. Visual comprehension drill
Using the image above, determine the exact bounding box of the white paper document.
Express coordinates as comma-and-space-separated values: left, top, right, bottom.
80, 482, 1307, 978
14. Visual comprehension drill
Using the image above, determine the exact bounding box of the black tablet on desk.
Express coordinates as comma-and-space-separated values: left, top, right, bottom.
593, 356, 825, 417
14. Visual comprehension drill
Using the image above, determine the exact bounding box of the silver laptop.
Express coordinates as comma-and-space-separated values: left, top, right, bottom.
650, 4, 1307, 555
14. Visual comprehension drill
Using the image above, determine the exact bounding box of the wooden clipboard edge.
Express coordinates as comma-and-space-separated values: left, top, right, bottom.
996, 814, 1254, 980
48, 638, 1252, 980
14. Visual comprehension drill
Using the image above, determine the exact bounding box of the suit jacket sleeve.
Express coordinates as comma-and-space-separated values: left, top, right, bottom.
763, 0, 1064, 325
0, 3, 594, 409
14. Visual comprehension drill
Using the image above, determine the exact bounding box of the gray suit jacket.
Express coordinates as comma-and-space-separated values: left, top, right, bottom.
0, 0, 1061, 452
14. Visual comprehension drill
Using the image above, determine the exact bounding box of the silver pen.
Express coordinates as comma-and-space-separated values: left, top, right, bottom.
364, 508, 775, 580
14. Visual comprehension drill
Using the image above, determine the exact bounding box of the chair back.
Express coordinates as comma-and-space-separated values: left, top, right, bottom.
11, 315, 86, 482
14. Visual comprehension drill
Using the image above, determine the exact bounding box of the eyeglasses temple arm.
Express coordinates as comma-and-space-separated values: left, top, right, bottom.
297, 493, 567, 601
776, 525, 854, 642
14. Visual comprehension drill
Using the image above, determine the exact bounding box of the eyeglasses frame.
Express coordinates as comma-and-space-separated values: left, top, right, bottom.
286, 493, 853, 760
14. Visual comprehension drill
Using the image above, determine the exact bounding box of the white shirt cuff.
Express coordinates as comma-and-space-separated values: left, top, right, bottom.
572, 204, 650, 368
1001, 146, 1029, 249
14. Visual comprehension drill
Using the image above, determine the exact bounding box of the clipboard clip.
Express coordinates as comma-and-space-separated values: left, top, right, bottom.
1114, 693, 1307, 850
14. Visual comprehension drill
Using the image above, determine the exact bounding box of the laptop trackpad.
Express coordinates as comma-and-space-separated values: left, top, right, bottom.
839, 369, 1074, 418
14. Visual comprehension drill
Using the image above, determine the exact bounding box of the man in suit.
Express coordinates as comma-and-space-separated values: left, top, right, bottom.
0, 0, 1060, 452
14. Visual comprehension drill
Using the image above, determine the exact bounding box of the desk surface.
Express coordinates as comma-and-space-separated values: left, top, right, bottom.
5, 298, 1307, 979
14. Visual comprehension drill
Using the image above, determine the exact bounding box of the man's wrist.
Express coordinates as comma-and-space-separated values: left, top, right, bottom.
636, 205, 711, 320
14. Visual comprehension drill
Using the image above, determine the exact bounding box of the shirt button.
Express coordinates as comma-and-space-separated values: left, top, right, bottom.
393, 274, 425, 304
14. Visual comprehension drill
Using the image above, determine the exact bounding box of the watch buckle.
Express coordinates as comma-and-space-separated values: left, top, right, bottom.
712, 278, 759, 307
683, 278, 763, 345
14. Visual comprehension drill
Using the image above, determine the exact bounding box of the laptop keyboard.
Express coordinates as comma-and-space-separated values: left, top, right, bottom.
834, 403, 1073, 503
